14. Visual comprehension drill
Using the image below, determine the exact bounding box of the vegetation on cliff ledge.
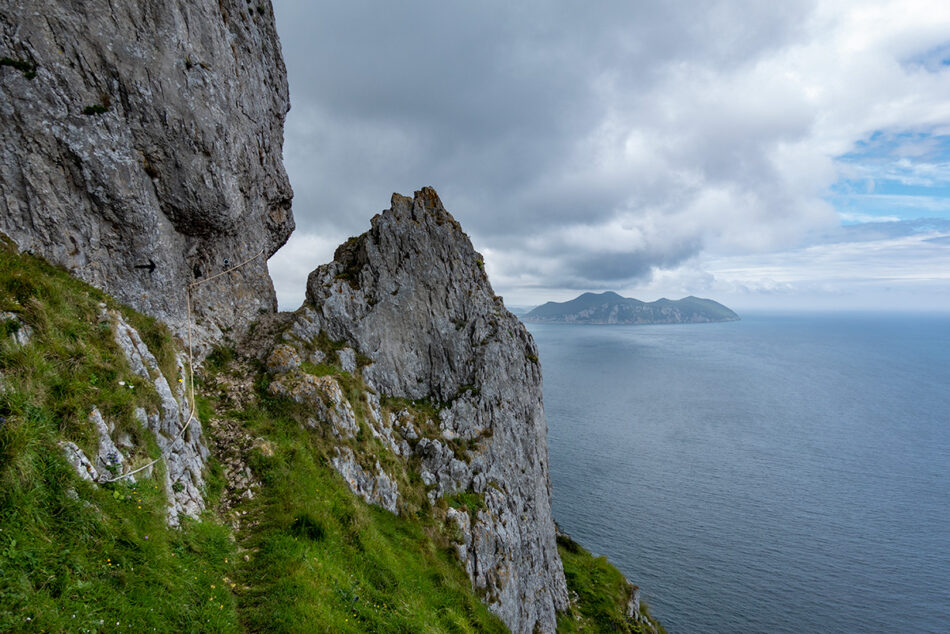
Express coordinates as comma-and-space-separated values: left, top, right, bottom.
556, 534, 665, 634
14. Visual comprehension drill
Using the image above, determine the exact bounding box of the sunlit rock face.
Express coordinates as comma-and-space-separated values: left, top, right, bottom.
0, 0, 293, 346
292, 188, 569, 633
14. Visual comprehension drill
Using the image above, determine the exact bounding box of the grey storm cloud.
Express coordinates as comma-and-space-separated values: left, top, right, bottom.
273, 0, 812, 227
268, 0, 950, 307
569, 240, 703, 283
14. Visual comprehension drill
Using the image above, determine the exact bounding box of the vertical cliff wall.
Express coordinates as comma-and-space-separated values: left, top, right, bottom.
0, 0, 293, 343
290, 188, 569, 632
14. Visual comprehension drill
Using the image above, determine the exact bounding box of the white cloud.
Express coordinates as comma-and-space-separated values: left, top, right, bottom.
271, 0, 950, 310
838, 212, 900, 223
268, 231, 345, 310
619, 230, 950, 311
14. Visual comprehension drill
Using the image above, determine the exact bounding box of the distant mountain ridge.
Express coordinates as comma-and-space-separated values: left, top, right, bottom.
525, 291, 739, 324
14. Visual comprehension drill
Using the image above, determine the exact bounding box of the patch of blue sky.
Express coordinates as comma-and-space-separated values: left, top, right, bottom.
829, 192, 950, 224
829, 129, 950, 224
838, 130, 950, 162
902, 42, 950, 72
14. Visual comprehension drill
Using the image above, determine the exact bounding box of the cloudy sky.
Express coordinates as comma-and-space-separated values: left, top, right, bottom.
268, 0, 950, 311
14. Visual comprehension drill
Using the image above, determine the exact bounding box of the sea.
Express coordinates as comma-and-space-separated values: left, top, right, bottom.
526, 312, 950, 633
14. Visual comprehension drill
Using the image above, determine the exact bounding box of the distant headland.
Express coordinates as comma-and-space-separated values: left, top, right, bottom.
524, 291, 740, 324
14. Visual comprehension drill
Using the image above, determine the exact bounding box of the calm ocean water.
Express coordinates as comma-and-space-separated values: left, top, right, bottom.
527, 312, 950, 633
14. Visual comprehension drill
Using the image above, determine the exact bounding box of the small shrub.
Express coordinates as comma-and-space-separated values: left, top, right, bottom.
82, 104, 108, 116
204, 344, 235, 374
0, 57, 36, 79
557, 533, 582, 554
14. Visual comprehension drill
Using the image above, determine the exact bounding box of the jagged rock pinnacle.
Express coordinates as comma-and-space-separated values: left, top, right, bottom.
291, 188, 569, 633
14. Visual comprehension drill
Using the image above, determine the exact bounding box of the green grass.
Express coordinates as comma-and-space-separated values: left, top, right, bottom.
446, 491, 485, 515
232, 417, 504, 632
0, 236, 239, 631
556, 534, 665, 633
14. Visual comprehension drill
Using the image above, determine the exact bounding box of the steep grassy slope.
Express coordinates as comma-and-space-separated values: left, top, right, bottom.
0, 236, 239, 632
0, 237, 657, 632
201, 351, 506, 632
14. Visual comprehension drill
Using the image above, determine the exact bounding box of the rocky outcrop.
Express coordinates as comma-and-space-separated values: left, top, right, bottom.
55, 308, 210, 525
108, 309, 209, 525
59, 440, 100, 482
268, 371, 359, 439
0, 0, 293, 345
1, 311, 32, 346
331, 447, 399, 514
288, 188, 569, 633
88, 408, 131, 480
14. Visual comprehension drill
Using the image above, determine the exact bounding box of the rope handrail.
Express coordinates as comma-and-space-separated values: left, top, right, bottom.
100, 248, 265, 484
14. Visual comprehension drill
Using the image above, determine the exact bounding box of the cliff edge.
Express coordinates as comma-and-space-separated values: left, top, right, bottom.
0, 0, 294, 344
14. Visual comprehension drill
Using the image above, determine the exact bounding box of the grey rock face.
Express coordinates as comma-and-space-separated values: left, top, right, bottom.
1, 312, 32, 346
109, 310, 208, 525
337, 347, 358, 374
292, 188, 568, 633
415, 437, 473, 504
331, 447, 399, 513
625, 585, 641, 620
446, 507, 474, 578
0, 0, 293, 346
363, 391, 402, 455
267, 372, 359, 439
88, 408, 131, 482
59, 441, 99, 482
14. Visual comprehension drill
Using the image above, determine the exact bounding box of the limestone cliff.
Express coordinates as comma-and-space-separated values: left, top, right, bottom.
0, 0, 293, 344
285, 188, 570, 632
